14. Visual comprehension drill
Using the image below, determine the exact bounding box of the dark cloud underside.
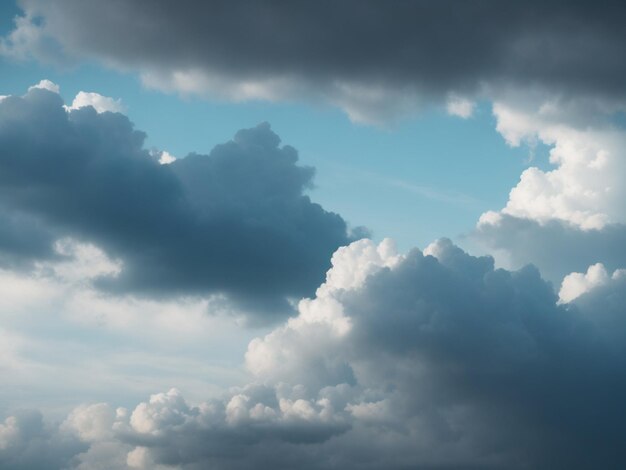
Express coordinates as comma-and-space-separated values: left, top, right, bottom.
0, 88, 352, 316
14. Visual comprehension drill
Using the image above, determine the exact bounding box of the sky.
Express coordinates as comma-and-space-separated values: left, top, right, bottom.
0, 1, 625, 469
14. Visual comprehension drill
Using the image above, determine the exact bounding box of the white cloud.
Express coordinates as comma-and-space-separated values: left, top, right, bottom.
446, 94, 475, 118
62, 403, 116, 442
559, 263, 626, 303
28, 79, 60, 94
473, 92, 626, 282
68, 91, 125, 113
157, 150, 176, 165
246, 238, 401, 389
0, 14, 51, 61
38, 238, 123, 283
149, 149, 177, 165
479, 95, 626, 231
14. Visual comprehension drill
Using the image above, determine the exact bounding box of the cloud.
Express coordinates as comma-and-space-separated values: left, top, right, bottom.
0, 85, 353, 317
28, 79, 60, 94
148, 149, 177, 165
446, 94, 475, 119
489, 96, 626, 230
4, 238, 624, 468
67, 91, 125, 114
471, 89, 626, 283
558, 263, 625, 304
0, 238, 261, 418
5, 1, 626, 122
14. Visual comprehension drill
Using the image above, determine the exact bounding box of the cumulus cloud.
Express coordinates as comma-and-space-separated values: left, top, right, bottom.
67, 91, 125, 114
490, 98, 626, 230
0, 85, 353, 317
559, 263, 626, 303
3, 238, 624, 468
27, 79, 60, 94
4, 1, 626, 122
471, 87, 626, 284
0, 233, 267, 420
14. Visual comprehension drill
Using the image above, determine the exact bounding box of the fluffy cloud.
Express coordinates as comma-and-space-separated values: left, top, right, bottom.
67, 91, 125, 114
472, 88, 626, 283
151, 150, 176, 165
558, 263, 626, 304
0, 85, 353, 317
4, 1, 626, 122
491, 99, 626, 230
3, 238, 624, 469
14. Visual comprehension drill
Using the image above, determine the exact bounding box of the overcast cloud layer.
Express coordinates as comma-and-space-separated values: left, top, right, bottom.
4, 1, 626, 122
0, 86, 352, 317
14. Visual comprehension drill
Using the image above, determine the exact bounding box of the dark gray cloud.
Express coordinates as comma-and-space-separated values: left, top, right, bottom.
341, 240, 626, 469
473, 214, 626, 284
7, 1, 626, 120
4, 239, 625, 469
0, 87, 353, 316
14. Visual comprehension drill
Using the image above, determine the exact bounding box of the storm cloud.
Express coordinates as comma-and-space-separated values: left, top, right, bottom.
0, 87, 352, 316
5, 0, 626, 122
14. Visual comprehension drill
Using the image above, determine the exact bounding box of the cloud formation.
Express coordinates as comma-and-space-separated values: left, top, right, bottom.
473, 91, 626, 282
474, 214, 626, 284
3, 238, 625, 469
5, 1, 626, 122
559, 262, 625, 304
0, 85, 352, 317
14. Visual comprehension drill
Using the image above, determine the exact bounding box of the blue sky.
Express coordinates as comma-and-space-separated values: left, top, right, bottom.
1, 2, 625, 469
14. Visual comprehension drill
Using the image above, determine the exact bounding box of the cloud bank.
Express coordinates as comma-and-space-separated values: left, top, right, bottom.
2, 239, 625, 469
0, 85, 353, 317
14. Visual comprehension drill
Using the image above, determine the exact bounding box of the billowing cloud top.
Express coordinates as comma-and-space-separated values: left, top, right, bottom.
0, 86, 353, 317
